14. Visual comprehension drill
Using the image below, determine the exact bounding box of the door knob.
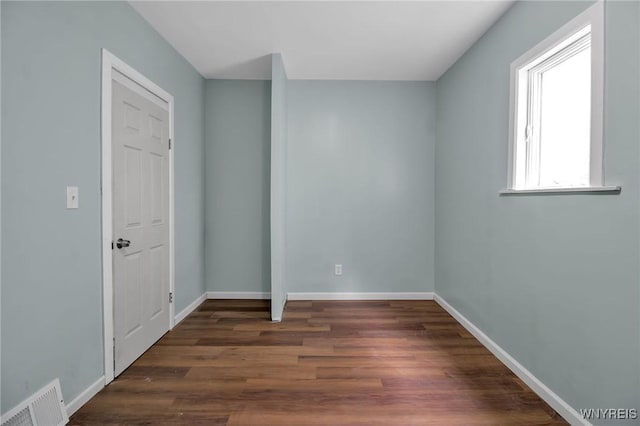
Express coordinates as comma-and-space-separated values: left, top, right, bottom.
116, 238, 131, 249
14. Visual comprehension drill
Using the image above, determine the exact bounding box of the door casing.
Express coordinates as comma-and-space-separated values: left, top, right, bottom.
101, 49, 175, 385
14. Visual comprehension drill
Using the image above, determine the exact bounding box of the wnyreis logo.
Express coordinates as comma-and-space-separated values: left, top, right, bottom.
579, 408, 638, 421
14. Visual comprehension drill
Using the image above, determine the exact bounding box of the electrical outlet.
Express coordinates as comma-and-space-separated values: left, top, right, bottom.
334, 264, 343, 276
66, 186, 79, 209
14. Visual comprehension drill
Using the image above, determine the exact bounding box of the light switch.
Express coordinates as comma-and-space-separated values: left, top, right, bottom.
335, 264, 343, 276
66, 186, 79, 209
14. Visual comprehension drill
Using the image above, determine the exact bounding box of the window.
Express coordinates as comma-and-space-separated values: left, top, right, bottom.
507, 2, 609, 192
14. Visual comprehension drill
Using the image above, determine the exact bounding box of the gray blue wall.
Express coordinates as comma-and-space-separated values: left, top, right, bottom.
1, 1, 205, 412
287, 81, 436, 294
205, 80, 436, 298
435, 0, 640, 418
204, 79, 271, 294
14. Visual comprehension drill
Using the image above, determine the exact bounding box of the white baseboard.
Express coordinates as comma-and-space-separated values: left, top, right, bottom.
206, 291, 270, 299
287, 292, 434, 301
175, 293, 207, 325
65, 376, 105, 417
433, 294, 589, 426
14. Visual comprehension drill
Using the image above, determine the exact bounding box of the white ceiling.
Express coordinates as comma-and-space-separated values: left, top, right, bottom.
130, 1, 514, 81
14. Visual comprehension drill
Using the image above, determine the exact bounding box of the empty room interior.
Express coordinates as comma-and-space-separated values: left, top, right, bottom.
1, 0, 639, 425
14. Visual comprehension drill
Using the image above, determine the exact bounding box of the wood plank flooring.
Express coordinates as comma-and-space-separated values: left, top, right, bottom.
70, 300, 567, 425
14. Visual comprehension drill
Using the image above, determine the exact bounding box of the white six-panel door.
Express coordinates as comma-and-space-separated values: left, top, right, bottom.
112, 76, 170, 376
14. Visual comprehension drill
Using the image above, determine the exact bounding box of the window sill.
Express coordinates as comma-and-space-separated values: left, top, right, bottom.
499, 186, 621, 196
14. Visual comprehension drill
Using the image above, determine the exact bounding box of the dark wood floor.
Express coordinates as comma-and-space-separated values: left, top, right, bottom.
70, 299, 567, 425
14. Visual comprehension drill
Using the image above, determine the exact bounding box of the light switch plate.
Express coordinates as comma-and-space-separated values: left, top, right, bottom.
335, 264, 343, 276
66, 186, 79, 209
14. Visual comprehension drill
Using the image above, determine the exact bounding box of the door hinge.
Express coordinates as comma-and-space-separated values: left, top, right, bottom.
168, 138, 172, 150
111, 241, 114, 250
113, 337, 116, 370
169, 292, 173, 303
524, 124, 532, 144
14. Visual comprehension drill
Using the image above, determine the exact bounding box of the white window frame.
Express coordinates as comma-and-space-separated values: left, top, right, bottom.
504, 1, 619, 194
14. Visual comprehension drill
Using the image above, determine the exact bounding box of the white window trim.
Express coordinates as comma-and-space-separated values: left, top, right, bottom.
500, 186, 620, 195
504, 1, 619, 195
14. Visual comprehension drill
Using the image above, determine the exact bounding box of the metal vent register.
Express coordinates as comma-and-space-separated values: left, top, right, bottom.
1, 379, 68, 426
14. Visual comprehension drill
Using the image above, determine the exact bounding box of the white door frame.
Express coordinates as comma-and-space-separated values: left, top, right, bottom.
100, 49, 175, 385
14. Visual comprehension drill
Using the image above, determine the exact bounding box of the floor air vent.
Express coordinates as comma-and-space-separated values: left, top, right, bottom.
1, 379, 68, 426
